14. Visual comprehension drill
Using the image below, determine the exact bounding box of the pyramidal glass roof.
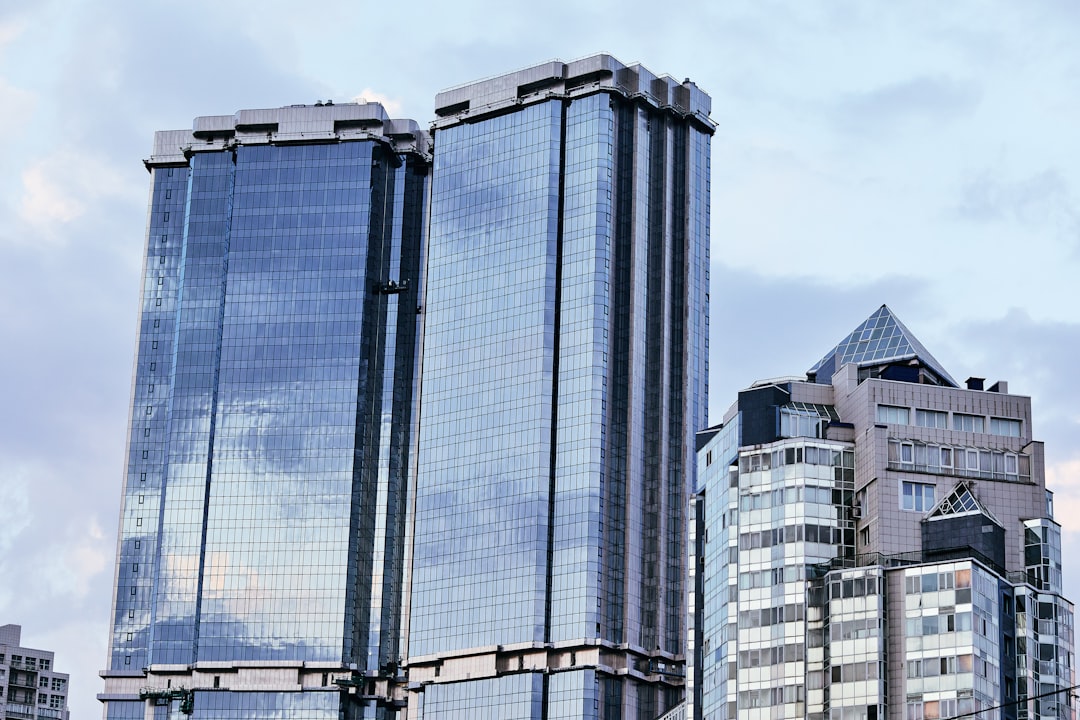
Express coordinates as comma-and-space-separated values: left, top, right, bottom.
808, 305, 958, 387
927, 481, 1001, 525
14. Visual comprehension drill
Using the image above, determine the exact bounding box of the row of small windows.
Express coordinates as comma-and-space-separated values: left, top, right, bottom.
739, 485, 835, 512
738, 565, 809, 589
827, 575, 881, 599
905, 610, 973, 636
34, 694, 66, 708
0, 655, 50, 670
779, 408, 828, 439
906, 698, 971, 720
739, 445, 855, 473
738, 522, 848, 550
829, 616, 880, 642
738, 602, 806, 628
906, 654, 975, 678
877, 404, 1022, 436
905, 568, 972, 593
830, 660, 882, 683
738, 642, 804, 668
738, 683, 804, 708
888, 439, 1029, 480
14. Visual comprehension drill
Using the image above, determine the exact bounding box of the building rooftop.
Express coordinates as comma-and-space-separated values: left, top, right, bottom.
432, 53, 714, 132
0, 623, 21, 646
807, 304, 958, 387
147, 102, 431, 168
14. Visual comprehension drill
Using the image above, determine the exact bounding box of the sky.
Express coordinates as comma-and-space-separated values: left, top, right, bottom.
1, 1, 1078, 717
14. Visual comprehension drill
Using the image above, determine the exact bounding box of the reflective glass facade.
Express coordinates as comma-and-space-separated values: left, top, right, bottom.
407, 57, 712, 720
102, 56, 714, 720
102, 104, 429, 719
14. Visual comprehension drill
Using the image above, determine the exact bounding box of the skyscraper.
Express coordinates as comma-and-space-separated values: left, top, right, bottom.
689, 306, 1074, 720
99, 103, 430, 719
100, 54, 713, 720
404, 55, 713, 720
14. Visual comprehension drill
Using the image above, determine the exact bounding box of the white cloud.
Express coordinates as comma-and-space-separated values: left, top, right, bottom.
352, 88, 404, 116
0, 465, 32, 553
38, 518, 109, 604
0, 464, 34, 610
0, 76, 35, 137
17, 149, 141, 243
20, 162, 85, 227
0, 18, 26, 50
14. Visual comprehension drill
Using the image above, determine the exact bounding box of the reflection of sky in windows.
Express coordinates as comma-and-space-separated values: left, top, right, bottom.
412, 100, 563, 656
110, 163, 190, 671
808, 304, 957, 386
111, 139, 426, 671
412, 92, 711, 669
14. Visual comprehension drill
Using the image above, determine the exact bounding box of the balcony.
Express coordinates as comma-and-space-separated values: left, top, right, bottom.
9, 672, 38, 688
4, 703, 35, 719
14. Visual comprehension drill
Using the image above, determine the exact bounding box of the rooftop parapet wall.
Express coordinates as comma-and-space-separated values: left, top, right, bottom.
147, 102, 431, 168
433, 53, 715, 132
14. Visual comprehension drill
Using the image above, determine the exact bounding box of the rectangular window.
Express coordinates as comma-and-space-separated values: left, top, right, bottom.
916, 409, 948, 428
990, 417, 1022, 437
940, 447, 953, 468
877, 404, 910, 425
902, 481, 935, 512
953, 413, 985, 433
780, 408, 823, 438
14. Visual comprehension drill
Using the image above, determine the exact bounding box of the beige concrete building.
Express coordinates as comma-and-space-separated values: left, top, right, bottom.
689, 306, 1073, 720
0, 625, 69, 720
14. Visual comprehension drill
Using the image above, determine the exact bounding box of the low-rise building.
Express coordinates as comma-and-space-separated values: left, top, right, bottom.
0, 625, 69, 720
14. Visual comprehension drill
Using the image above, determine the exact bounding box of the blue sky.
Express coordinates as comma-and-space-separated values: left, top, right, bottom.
1, 1, 1079, 717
